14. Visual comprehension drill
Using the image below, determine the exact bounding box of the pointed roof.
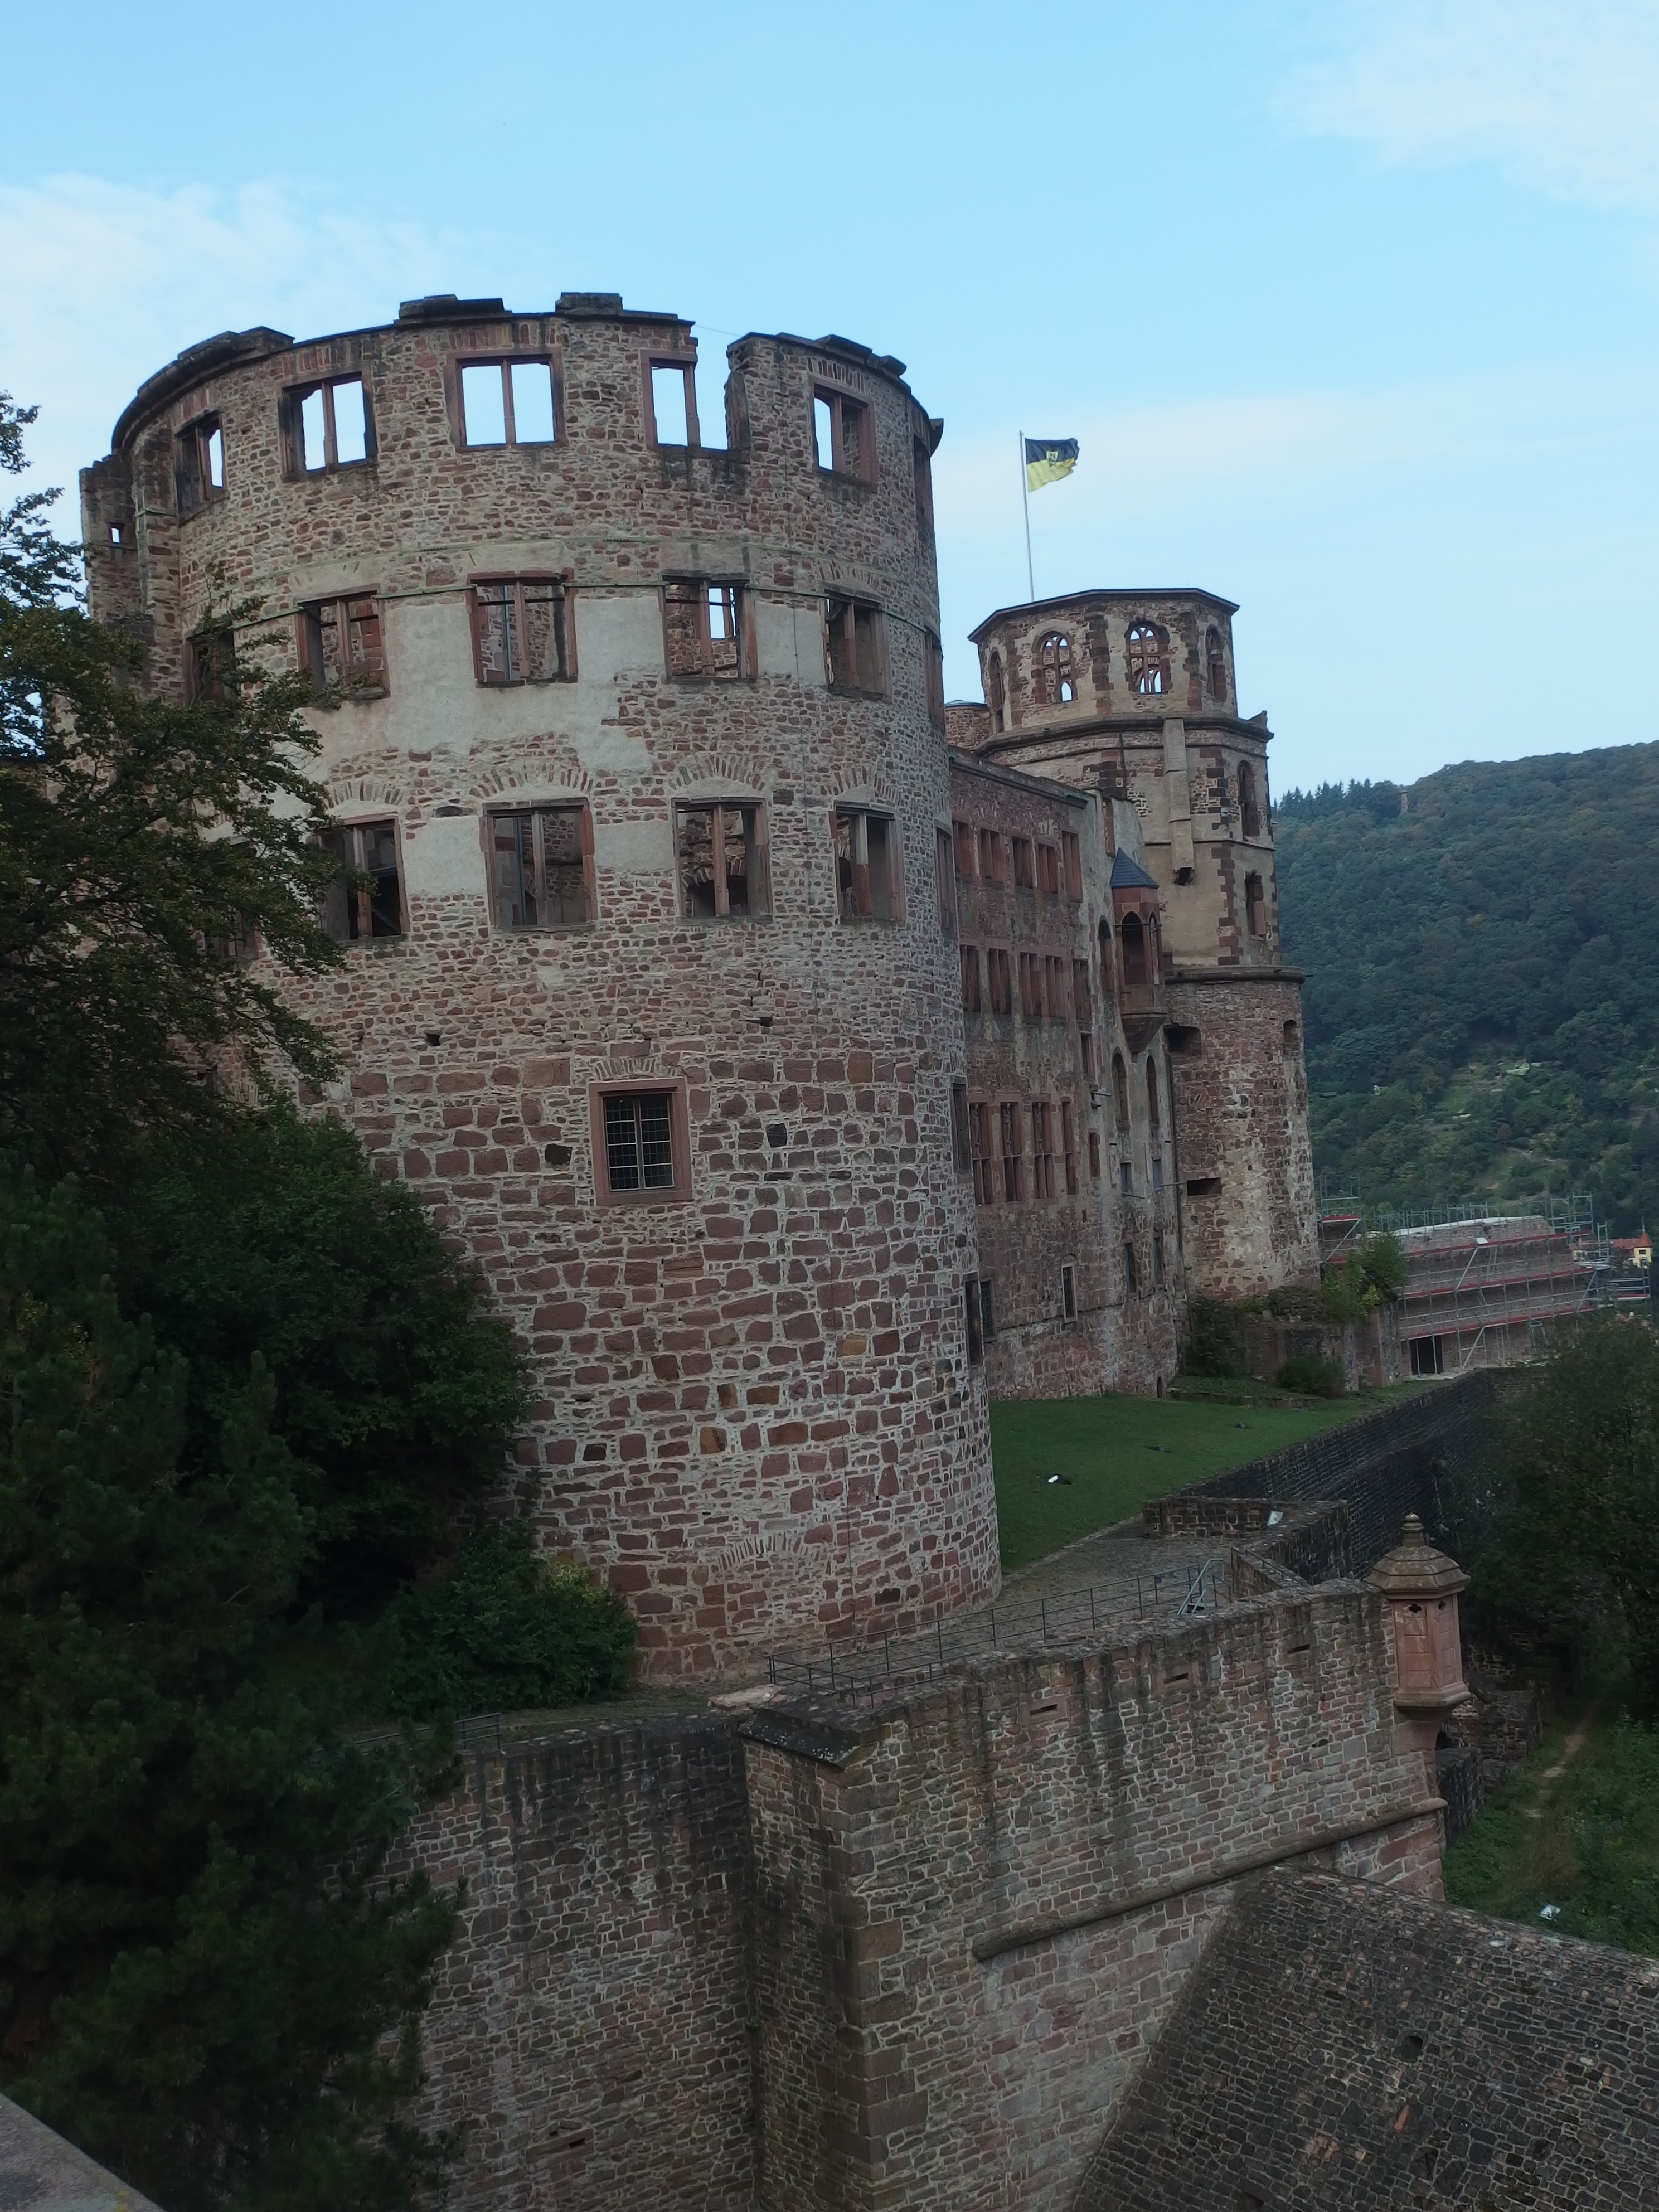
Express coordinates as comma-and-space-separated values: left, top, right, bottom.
1109, 848, 1160, 891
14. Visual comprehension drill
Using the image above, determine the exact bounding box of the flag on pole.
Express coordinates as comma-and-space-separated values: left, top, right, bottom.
1024, 436, 1079, 492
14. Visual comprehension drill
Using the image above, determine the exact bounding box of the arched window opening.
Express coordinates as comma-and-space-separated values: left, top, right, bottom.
1124, 621, 1170, 696
1037, 631, 1075, 707
1282, 1018, 1299, 1050
1147, 1059, 1160, 1131
1205, 625, 1226, 702
1245, 871, 1266, 938
988, 650, 1006, 733
1120, 910, 1147, 985
1238, 760, 1261, 840
1112, 1052, 1129, 1129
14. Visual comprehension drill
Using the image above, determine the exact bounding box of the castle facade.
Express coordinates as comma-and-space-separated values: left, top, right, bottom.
83, 294, 1315, 1672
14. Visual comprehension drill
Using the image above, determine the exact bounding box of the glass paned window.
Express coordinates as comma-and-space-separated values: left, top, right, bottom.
604, 1092, 675, 1192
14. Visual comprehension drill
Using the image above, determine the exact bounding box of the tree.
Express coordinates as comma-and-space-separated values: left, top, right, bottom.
1473, 1318, 1659, 1710
0, 393, 342, 1185
0, 1162, 458, 2210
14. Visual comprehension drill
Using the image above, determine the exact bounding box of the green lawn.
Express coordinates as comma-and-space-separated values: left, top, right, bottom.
989, 1389, 1376, 1572
1444, 1681, 1659, 1956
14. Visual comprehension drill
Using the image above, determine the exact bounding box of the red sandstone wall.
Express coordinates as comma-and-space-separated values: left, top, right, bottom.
402, 1719, 754, 2212
743, 1585, 1443, 2212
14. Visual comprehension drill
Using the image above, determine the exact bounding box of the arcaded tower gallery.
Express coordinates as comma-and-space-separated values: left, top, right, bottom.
83, 293, 998, 1673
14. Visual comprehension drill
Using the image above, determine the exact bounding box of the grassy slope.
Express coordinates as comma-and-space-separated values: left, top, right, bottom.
989, 1391, 1372, 1573
1444, 1682, 1659, 1956
1275, 748, 1659, 1233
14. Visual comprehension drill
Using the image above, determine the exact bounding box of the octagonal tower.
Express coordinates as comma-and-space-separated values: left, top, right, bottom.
83, 293, 998, 1675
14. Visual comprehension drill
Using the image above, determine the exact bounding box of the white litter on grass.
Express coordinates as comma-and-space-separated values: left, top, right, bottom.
1540, 1904, 1563, 1921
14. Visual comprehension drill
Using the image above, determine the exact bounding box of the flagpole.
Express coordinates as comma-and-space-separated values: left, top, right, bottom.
1018, 430, 1035, 602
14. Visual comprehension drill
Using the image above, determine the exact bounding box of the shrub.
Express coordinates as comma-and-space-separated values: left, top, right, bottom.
1276, 1353, 1347, 1398
388, 1522, 636, 1720
1183, 1296, 1245, 1377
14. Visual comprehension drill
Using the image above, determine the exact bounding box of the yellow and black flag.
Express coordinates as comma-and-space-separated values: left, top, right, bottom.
1024, 436, 1079, 492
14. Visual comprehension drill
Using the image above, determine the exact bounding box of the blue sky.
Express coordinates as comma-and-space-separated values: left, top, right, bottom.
3, 0, 1655, 793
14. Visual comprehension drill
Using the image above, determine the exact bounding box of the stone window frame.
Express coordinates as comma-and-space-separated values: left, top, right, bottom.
673, 797, 771, 924
297, 590, 388, 700
321, 814, 406, 944
467, 572, 578, 687
960, 943, 982, 1015
950, 1080, 972, 1175
998, 1099, 1025, 1204
175, 411, 225, 517
1123, 619, 1171, 697
968, 1099, 995, 1205
963, 1277, 984, 1366
644, 352, 708, 449
832, 802, 904, 924
1244, 870, 1267, 938
1238, 760, 1263, 841
588, 1079, 693, 1209
1205, 624, 1228, 703
824, 595, 889, 698
925, 630, 947, 729
1036, 841, 1060, 897
485, 799, 597, 933
1031, 1099, 1056, 1200
986, 945, 1013, 1019
662, 577, 753, 682
953, 819, 976, 879
184, 623, 234, 706
1061, 1099, 1079, 1195
455, 356, 561, 451
1061, 830, 1083, 900
1035, 630, 1076, 707
279, 373, 377, 478
1061, 1260, 1078, 1322
987, 649, 1006, 733
978, 826, 1005, 885
812, 385, 876, 485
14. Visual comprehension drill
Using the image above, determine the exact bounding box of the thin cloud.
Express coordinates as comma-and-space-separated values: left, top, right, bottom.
1282, 0, 1659, 212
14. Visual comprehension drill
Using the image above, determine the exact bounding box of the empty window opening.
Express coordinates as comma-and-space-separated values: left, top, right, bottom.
288, 376, 373, 474
1031, 1102, 1055, 1199
1019, 953, 1044, 1020
834, 806, 899, 922
1186, 1175, 1221, 1197
664, 579, 745, 680
1088, 1130, 1101, 1179
961, 944, 982, 1014
300, 593, 386, 697
824, 595, 886, 695
987, 947, 1012, 1016
1124, 1241, 1138, 1293
109, 523, 123, 546
186, 627, 233, 705
1112, 1051, 1129, 1129
1152, 1154, 1165, 1191
1205, 625, 1226, 702
1239, 760, 1262, 840
1283, 1019, 1299, 1049
676, 802, 766, 921
470, 576, 571, 685
1245, 871, 1267, 937
964, 1277, 984, 1366
1012, 836, 1035, 889
969, 1101, 995, 1204
1080, 1030, 1097, 1083
176, 414, 225, 515
1061, 1262, 1076, 1321
926, 630, 946, 728
1036, 632, 1075, 706
1061, 1100, 1078, 1194
1036, 841, 1060, 895
1124, 620, 1170, 696
1166, 1022, 1201, 1055
1119, 1158, 1132, 1197
460, 359, 556, 449
1046, 955, 1068, 1020
1073, 958, 1092, 1026
813, 387, 874, 481
1410, 1336, 1446, 1377
953, 819, 976, 877
987, 649, 1006, 733
935, 827, 957, 935
604, 1091, 675, 1194
914, 435, 934, 539
1121, 911, 1148, 985
979, 1278, 996, 1341
323, 819, 402, 942
650, 361, 696, 447
950, 1080, 972, 1173
1061, 830, 1082, 899
1000, 1102, 1023, 1201
492, 804, 593, 929
978, 827, 1003, 884
1147, 1059, 1161, 1132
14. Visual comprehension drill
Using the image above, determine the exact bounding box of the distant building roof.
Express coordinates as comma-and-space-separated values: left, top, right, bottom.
1079, 1869, 1659, 2209
1109, 848, 1160, 891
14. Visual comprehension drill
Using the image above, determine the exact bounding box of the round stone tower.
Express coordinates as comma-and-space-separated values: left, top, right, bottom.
81, 292, 998, 1675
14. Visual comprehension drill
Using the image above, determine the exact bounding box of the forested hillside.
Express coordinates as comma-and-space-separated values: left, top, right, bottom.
1275, 744, 1659, 1233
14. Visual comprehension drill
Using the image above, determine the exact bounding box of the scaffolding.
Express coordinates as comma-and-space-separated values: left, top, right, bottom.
1316, 1190, 1615, 1374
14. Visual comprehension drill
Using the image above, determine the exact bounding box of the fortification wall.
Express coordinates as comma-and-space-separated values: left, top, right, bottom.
404, 1717, 754, 2212
85, 302, 997, 1675
1182, 1369, 1499, 1568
